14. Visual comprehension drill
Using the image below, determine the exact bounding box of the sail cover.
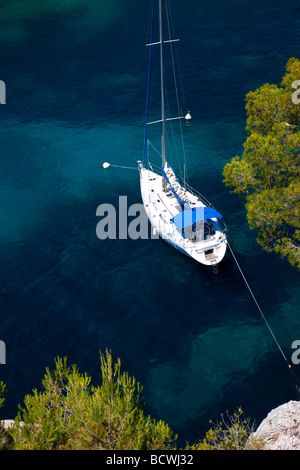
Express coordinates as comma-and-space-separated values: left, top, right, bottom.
161, 166, 188, 205
171, 206, 223, 230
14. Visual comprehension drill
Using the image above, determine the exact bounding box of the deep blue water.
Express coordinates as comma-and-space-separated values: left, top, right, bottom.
0, 0, 300, 445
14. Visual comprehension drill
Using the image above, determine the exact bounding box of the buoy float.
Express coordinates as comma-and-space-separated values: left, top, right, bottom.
185, 111, 192, 120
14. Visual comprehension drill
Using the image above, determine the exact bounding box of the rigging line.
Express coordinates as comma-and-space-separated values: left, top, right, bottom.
166, 0, 188, 114
165, 0, 188, 184
147, 139, 162, 158
227, 242, 300, 386
143, 0, 155, 166
164, 88, 183, 177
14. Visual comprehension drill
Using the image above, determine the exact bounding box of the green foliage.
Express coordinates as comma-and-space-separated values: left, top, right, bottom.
0, 354, 268, 451
9, 350, 175, 450
0, 381, 14, 450
0, 381, 5, 410
223, 58, 300, 269
186, 408, 265, 450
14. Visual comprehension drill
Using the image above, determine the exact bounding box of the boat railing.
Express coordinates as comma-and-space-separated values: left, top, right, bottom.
178, 176, 213, 208
145, 161, 228, 233
147, 162, 212, 206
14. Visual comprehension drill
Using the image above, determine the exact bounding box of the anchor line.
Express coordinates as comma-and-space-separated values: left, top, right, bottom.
100, 164, 138, 170
108, 164, 138, 170
227, 242, 300, 387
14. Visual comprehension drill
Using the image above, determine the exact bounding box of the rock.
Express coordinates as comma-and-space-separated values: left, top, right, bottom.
252, 400, 300, 450
1, 419, 24, 430
1, 420, 15, 430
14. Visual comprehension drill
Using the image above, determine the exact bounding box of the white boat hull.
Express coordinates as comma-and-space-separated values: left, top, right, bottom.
139, 165, 227, 266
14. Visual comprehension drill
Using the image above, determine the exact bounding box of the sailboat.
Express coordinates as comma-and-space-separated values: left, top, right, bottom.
138, 0, 227, 268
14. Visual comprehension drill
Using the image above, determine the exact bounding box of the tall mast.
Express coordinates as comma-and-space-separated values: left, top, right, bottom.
159, 0, 166, 168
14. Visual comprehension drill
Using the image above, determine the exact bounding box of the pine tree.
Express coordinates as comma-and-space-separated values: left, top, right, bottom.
186, 408, 265, 450
0, 381, 13, 449
9, 350, 175, 450
223, 58, 300, 269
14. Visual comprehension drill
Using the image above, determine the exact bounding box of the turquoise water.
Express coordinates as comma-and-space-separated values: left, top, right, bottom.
0, 0, 300, 444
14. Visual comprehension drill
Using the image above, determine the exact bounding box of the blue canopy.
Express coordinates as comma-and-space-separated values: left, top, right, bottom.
171, 206, 223, 231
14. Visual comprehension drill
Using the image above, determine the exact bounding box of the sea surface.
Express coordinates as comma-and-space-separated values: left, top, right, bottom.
0, 0, 300, 445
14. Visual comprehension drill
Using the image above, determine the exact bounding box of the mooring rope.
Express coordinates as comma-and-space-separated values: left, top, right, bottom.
227, 241, 300, 387
101, 163, 138, 171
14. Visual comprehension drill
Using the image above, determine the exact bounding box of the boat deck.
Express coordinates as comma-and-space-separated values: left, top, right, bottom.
139, 166, 227, 266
